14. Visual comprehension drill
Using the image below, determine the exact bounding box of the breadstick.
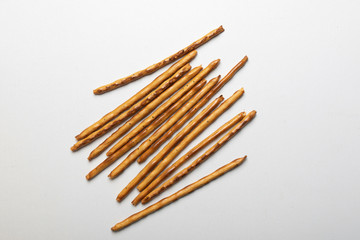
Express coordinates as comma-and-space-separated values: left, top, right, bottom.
107, 78, 219, 177
71, 64, 192, 152
136, 89, 244, 192
106, 61, 220, 157
113, 96, 223, 201
137, 55, 248, 163
131, 112, 245, 205
142, 111, 256, 204
75, 51, 197, 140
85, 80, 206, 180
111, 156, 247, 232
94, 26, 224, 94
88, 60, 219, 160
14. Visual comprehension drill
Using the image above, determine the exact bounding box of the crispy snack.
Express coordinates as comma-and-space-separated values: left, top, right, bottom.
106, 60, 220, 157
113, 96, 223, 201
75, 51, 197, 140
88, 60, 219, 160
142, 111, 256, 204
85, 80, 206, 180
137, 55, 248, 163
71, 65, 192, 152
136, 89, 244, 192
94, 26, 224, 94
107, 78, 219, 177
131, 112, 245, 205
111, 156, 247, 232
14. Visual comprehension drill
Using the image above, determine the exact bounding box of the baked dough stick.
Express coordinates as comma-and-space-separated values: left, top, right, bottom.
137, 89, 244, 192
88, 60, 220, 160
111, 156, 247, 232
138, 55, 248, 163
112, 97, 223, 200
106, 79, 218, 177
142, 111, 256, 204
85, 81, 205, 180
94, 26, 224, 94
71, 65, 192, 152
131, 112, 245, 205
106, 76, 220, 157
76, 51, 197, 140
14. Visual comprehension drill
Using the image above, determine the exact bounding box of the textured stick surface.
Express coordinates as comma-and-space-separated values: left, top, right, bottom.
136, 89, 244, 192
137, 56, 248, 163
109, 76, 219, 177
111, 156, 247, 232
113, 96, 223, 201
132, 112, 245, 205
93, 26, 224, 94
71, 65, 192, 152
87, 65, 202, 160
106, 60, 220, 156
84, 80, 205, 180
75, 51, 197, 140
142, 111, 256, 204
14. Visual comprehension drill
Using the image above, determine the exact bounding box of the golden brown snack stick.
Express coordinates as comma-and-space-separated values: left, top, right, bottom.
113, 96, 223, 201
142, 111, 256, 204
107, 79, 219, 177
76, 51, 197, 140
137, 89, 244, 192
106, 60, 220, 157
111, 156, 247, 232
131, 112, 245, 205
85, 80, 206, 180
94, 26, 224, 94
88, 60, 219, 160
137, 55, 248, 163
71, 65, 192, 152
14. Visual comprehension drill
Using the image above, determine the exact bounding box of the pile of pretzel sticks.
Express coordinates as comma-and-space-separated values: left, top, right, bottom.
71, 26, 256, 231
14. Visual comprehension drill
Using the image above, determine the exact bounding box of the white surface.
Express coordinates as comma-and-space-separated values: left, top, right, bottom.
1, 0, 359, 239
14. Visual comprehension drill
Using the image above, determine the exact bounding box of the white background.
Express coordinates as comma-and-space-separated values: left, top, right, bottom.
1, 0, 359, 239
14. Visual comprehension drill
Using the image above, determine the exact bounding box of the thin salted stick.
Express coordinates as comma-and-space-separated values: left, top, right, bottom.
111, 97, 223, 200
85, 80, 206, 180
107, 78, 218, 177
138, 55, 248, 163
71, 64, 192, 152
131, 112, 245, 205
94, 26, 224, 94
88, 60, 219, 160
142, 111, 256, 204
136, 89, 244, 192
111, 156, 247, 232
76, 51, 197, 140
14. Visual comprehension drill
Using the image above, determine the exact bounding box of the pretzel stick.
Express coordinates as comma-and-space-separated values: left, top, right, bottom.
136, 89, 244, 193
113, 96, 223, 201
88, 60, 219, 160
107, 78, 218, 177
142, 111, 256, 204
131, 112, 245, 205
76, 51, 197, 140
71, 65, 192, 152
94, 26, 224, 94
85, 80, 205, 180
106, 60, 220, 157
138, 55, 248, 163
111, 156, 247, 232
